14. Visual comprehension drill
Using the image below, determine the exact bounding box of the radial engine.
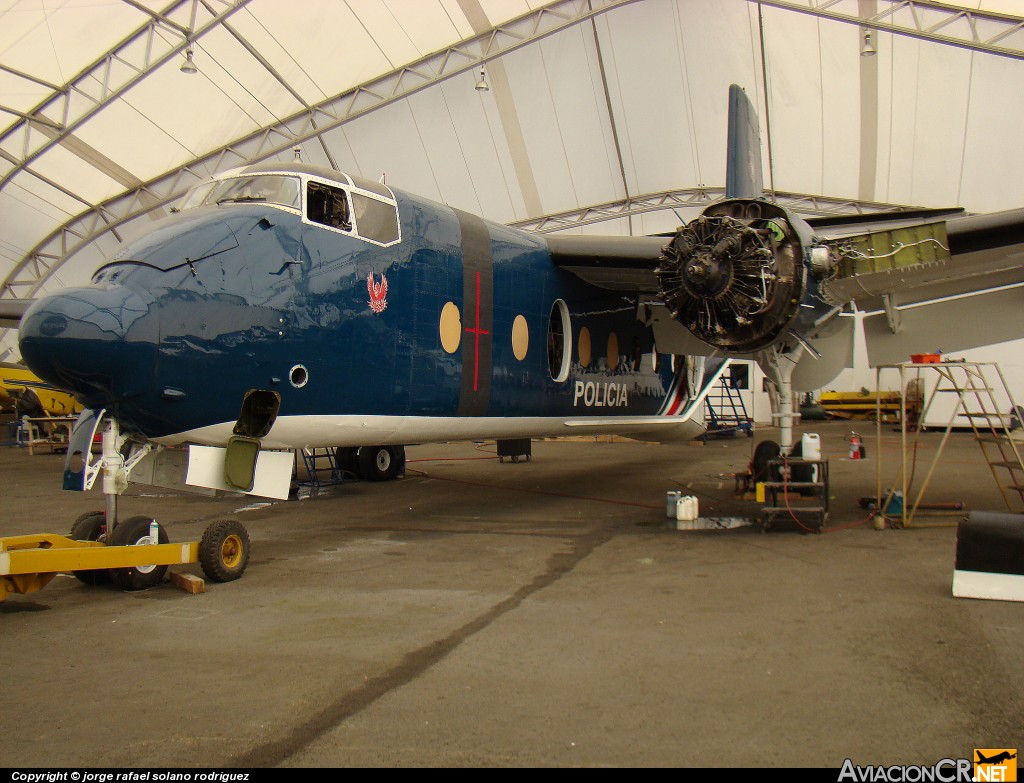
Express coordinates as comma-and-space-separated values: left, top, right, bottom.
656, 200, 814, 353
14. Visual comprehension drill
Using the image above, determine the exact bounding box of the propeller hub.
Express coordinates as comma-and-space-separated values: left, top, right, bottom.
683, 252, 731, 299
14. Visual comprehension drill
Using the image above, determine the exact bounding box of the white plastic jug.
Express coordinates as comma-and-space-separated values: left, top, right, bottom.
676, 495, 698, 521
666, 491, 681, 518
802, 432, 821, 460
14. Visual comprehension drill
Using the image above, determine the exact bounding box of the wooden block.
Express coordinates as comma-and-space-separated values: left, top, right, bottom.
169, 571, 206, 595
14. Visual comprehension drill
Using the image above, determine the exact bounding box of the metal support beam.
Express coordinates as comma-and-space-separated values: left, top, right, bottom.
0, 0, 252, 191
0, 0, 642, 300
751, 0, 1024, 60
509, 187, 926, 233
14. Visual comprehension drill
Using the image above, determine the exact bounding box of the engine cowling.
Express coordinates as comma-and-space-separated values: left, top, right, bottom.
656, 200, 806, 353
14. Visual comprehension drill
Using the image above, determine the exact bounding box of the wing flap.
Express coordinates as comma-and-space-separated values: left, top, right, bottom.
862, 284, 1024, 366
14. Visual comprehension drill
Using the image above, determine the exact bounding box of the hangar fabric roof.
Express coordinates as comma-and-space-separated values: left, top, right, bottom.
2, 0, 1024, 361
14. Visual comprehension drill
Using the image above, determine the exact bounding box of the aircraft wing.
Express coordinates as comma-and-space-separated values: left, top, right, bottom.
547, 234, 665, 292
548, 204, 1024, 371
815, 207, 1024, 365
0, 298, 34, 329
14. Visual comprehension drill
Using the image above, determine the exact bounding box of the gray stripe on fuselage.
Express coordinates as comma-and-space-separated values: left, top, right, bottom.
453, 208, 493, 417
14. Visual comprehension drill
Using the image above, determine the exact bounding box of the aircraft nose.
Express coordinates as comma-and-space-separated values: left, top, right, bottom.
19, 285, 158, 406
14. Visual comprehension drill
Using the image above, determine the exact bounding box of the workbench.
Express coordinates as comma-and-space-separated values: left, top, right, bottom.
22, 416, 77, 455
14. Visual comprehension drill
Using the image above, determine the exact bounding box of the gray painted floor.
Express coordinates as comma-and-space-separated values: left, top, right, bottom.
2, 421, 1021, 767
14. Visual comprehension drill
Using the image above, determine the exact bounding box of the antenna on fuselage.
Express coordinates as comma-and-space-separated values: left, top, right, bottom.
379, 173, 386, 184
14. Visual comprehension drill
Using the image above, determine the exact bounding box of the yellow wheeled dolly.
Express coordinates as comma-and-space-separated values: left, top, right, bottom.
0, 516, 250, 602
2, 412, 252, 603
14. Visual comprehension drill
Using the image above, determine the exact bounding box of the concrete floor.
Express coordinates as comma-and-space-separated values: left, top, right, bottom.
1, 420, 1022, 768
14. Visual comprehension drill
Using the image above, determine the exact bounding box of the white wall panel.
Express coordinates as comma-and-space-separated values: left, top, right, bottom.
25, 145, 125, 206
542, 26, 624, 212
0, 1, 140, 87
597, 0, 697, 197
4, 174, 84, 222
958, 53, 1024, 213
406, 85, 524, 220
0, 190, 69, 265
500, 28, 622, 217
670, 0, 762, 190
223, 1, 394, 102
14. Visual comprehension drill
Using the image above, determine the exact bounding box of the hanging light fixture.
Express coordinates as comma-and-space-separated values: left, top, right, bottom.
180, 47, 199, 74
475, 66, 489, 92
861, 29, 877, 57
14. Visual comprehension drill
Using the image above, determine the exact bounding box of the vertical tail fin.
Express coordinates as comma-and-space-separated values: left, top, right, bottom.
725, 84, 764, 199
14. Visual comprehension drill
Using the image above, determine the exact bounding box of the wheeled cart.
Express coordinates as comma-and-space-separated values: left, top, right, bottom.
0, 515, 250, 601
1, 412, 252, 603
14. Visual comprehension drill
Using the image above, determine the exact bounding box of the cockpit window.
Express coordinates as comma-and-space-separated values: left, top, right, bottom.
178, 181, 216, 211
306, 181, 352, 231
296, 175, 400, 246
206, 175, 301, 210
351, 192, 399, 245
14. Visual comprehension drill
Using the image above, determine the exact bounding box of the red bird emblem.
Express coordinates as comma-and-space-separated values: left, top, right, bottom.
367, 271, 388, 313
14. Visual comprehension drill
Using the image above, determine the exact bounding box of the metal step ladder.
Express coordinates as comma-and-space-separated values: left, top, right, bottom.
702, 367, 753, 439
933, 362, 1024, 511
875, 361, 1024, 526
298, 447, 344, 490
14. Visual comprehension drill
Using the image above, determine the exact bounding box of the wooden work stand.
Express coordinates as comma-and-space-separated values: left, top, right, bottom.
759, 457, 830, 533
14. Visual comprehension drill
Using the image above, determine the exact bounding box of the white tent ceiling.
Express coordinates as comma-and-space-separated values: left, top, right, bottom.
2, 0, 1024, 361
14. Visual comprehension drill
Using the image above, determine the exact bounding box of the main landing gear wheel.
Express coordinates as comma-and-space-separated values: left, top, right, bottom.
69, 511, 110, 586
199, 519, 251, 583
107, 515, 170, 591
356, 445, 403, 481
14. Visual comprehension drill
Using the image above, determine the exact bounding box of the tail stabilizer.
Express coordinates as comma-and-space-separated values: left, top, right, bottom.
725, 84, 764, 200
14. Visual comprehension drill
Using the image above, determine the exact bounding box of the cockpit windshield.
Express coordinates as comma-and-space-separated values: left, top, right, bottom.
182, 175, 301, 211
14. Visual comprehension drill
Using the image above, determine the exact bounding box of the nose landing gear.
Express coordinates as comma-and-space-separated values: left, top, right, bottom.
0, 415, 252, 604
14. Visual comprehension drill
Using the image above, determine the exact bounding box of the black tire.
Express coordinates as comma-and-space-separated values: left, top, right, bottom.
199, 519, 251, 583
356, 445, 401, 481
336, 447, 359, 479
750, 440, 781, 483
107, 515, 169, 591
69, 511, 110, 586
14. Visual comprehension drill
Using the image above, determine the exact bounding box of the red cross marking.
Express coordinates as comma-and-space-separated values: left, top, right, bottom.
464, 271, 489, 392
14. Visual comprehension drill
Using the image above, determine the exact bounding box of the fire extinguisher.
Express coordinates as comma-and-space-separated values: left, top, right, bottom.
849, 431, 866, 460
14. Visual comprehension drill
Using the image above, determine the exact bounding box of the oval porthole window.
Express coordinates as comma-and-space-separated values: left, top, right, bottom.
440, 301, 462, 354
547, 299, 572, 382
578, 326, 592, 368
607, 332, 619, 371
512, 314, 529, 361
289, 364, 309, 388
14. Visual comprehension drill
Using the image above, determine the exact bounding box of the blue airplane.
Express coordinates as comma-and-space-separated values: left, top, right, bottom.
5, 85, 1024, 587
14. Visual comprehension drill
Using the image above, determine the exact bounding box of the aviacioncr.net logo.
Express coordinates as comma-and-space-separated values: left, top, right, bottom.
974, 749, 1017, 782
838, 758, 973, 782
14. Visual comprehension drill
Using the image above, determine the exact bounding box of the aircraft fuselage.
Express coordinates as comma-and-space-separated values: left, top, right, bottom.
19, 163, 717, 449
